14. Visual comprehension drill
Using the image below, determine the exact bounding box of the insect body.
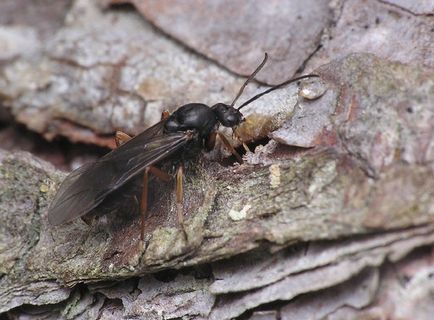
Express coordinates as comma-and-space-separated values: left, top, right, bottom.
48, 54, 319, 239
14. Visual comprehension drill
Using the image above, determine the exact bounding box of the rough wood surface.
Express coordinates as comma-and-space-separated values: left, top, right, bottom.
1, 0, 433, 319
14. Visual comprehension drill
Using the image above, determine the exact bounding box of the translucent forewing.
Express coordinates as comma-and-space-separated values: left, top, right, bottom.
48, 121, 193, 225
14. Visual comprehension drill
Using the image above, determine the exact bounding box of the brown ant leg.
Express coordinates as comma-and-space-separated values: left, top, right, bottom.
115, 130, 147, 240
139, 165, 173, 240
161, 110, 170, 120
148, 166, 171, 182
217, 132, 243, 164
205, 131, 217, 151
115, 131, 132, 147
115, 130, 172, 241
139, 167, 150, 241
232, 129, 251, 153
176, 164, 188, 239
242, 142, 251, 153
138, 166, 172, 241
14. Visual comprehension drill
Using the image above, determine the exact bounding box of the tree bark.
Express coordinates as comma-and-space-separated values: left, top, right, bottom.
1, 0, 433, 319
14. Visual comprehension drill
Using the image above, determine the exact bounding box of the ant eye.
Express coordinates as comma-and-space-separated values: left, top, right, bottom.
212, 103, 243, 127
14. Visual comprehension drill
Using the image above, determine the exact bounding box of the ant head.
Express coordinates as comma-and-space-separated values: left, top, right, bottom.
212, 103, 244, 128
216, 53, 320, 127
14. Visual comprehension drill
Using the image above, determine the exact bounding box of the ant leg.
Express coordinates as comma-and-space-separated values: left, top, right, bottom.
161, 110, 170, 120
116, 128, 170, 240
116, 132, 171, 241
139, 167, 150, 241
137, 166, 172, 241
242, 142, 251, 153
115, 131, 132, 147
148, 166, 171, 182
140, 166, 171, 238
176, 164, 188, 239
232, 129, 251, 153
217, 132, 243, 164
205, 131, 217, 151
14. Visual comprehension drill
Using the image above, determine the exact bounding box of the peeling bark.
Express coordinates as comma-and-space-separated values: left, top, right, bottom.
1, 1, 434, 319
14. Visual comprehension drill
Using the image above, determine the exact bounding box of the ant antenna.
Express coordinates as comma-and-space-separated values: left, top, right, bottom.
237, 74, 320, 110
230, 53, 268, 107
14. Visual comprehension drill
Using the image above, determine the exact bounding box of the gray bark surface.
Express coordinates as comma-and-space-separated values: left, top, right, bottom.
1, 0, 433, 319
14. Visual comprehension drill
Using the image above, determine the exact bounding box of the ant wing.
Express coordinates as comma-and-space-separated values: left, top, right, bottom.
48, 121, 194, 226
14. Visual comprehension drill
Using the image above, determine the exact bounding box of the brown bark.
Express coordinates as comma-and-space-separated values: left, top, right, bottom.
1, 0, 433, 319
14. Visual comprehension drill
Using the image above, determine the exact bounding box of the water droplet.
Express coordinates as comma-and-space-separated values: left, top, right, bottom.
299, 78, 327, 100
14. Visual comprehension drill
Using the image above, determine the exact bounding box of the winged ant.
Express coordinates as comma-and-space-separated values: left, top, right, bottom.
48, 53, 319, 240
